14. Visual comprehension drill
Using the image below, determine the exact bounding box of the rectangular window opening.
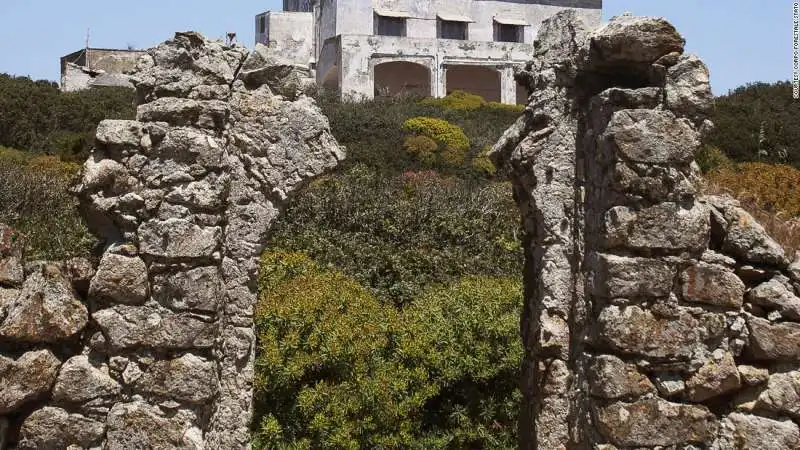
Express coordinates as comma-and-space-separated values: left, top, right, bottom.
494, 23, 524, 43
375, 14, 407, 37
259, 16, 266, 34
438, 19, 468, 40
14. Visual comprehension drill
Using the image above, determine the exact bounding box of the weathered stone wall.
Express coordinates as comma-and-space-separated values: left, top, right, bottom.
0, 32, 342, 449
492, 10, 800, 450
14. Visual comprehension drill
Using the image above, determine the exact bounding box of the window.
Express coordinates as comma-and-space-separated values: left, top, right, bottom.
259, 16, 266, 34
375, 14, 407, 37
493, 18, 526, 43
438, 19, 468, 40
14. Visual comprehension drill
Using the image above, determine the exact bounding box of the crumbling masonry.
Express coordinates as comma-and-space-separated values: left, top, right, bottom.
491, 11, 800, 449
0, 33, 342, 448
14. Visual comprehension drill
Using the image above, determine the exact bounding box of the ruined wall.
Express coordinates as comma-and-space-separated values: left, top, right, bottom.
492, 10, 800, 450
0, 32, 342, 449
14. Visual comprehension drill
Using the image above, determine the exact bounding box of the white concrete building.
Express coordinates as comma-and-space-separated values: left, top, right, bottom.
257, 0, 602, 103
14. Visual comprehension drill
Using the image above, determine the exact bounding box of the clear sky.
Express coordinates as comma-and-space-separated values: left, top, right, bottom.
0, 0, 792, 95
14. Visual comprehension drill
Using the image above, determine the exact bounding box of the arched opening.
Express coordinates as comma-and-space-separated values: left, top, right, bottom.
321, 65, 339, 92
373, 61, 432, 98
445, 65, 501, 102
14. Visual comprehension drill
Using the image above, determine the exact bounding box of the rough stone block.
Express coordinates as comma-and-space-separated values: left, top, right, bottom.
604, 202, 710, 252
685, 351, 741, 401
597, 305, 725, 361
17, 407, 105, 450
588, 15, 685, 66
134, 353, 219, 403
600, 109, 699, 165
746, 315, 800, 361
137, 98, 230, 130
88, 252, 149, 305
0, 350, 61, 414
665, 54, 713, 122
680, 261, 745, 309
152, 266, 221, 313
748, 276, 800, 320
52, 355, 121, 404
589, 354, 655, 399
590, 253, 675, 299
595, 398, 717, 447
93, 305, 216, 351
138, 218, 221, 260
720, 413, 800, 450
708, 196, 788, 267
0, 267, 88, 343
106, 402, 203, 449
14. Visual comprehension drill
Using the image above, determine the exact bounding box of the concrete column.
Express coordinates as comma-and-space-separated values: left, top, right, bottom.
339, 51, 374, 101
500, 66, 517, 104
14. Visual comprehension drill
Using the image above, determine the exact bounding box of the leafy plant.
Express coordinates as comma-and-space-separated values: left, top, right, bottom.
252, 251, 522, 450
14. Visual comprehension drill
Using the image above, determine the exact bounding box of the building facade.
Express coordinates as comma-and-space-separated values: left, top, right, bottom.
257, 0, 602, 103
60, 48, 147, 92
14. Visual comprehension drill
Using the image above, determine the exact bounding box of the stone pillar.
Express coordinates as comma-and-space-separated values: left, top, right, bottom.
0, 32, 343, 449
499, 66, 517, 105
493, 10, 800, 450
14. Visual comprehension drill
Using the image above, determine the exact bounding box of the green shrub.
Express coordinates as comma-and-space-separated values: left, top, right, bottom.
472, 146, 497, 176
252, 251, 522, 449
0, 147, 94, 259
403, 117, 470, 152
403, 135, 438, 165
268, 165, 522, 305
0, 73, 135, 162
315, 93, 519, 176
486, 102, 525, 113
707, 81, 800, 168
420, 90, 485, 111
695, 145, 733, 174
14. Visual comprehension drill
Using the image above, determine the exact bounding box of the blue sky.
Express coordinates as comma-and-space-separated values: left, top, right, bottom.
0, 0, 791, 95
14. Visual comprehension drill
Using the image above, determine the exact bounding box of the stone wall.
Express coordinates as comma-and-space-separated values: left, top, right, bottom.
492, 10, 800, 450
0, 32, 343, 449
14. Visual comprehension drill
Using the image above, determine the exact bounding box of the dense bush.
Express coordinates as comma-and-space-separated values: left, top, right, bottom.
268, 164, 522, 305
403, 117, 470, 168
421, 90, 485, 111
705, 162, 800, 218
707, 81, 800, 168
0, 147, 94, 259
253, 251, 522, 449
0, 73, 135, 162
315, 91, 521, 176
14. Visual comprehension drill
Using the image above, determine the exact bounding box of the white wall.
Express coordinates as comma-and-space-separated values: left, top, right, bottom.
260, 12, 315, 65
330, 0, 602, 43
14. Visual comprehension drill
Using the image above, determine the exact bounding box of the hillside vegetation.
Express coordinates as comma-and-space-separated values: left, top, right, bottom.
0, 74, 135, 162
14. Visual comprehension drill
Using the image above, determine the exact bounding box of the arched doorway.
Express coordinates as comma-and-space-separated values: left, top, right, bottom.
445, 65, 501, 102
373, 61, 432, 98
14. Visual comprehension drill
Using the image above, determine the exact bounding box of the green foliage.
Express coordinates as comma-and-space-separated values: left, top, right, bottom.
268, 164, 522, 305
695, 145, 733, 174
0, 73, 135, 162
707, 81, 800, 168
314, 91, 521, 176
472, 146, 497, 176
402, 117, 470, 168
0, 147, 94, 259
420, 90, 485, 111
486, 102, 525, 113
253, 251, 522, 449
403, 135, 439, 165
